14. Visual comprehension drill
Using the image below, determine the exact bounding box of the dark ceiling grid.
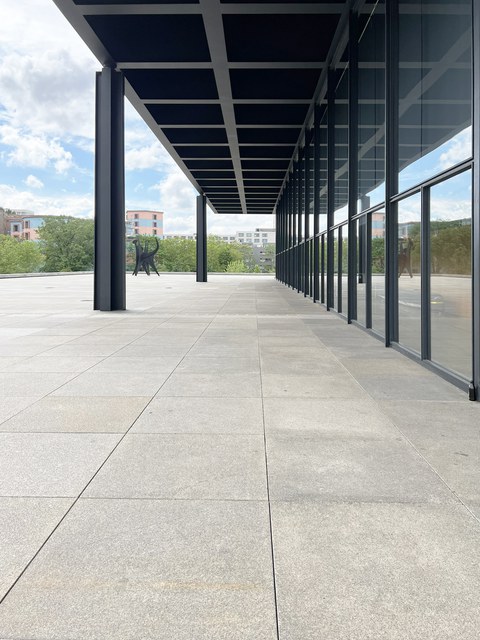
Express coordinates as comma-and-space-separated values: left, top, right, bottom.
55, 0, 349, 215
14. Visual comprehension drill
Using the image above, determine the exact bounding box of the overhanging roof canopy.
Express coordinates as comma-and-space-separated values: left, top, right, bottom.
53, 0, 348, 215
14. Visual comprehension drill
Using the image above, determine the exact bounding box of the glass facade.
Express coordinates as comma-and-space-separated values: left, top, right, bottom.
275, 0, 476, 393
334, 68, 349, 227
358, 0, 385, 212
371, 210, 385, 336
397, 0, 472, 193
430, 170, 472, 378
397, 193, 422, 354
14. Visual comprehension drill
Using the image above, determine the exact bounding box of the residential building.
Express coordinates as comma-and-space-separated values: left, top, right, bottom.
236, 228, 275, 246
162, 233, 196, 241
0, 210, 46, 241
125, 210, 163, 237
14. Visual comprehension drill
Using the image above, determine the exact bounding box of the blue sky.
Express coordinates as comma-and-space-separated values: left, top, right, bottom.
0, 0, 274, 235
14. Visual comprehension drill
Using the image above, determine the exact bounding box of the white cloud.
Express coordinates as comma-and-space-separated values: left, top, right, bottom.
0, 50, 97, 141
125, 141, 176, 172
151, 172, 198, 227
0, 182, 93, 218
439, 127, 472, 171
25, 174, 44, 189
0, 0, 95, 59
0, 125, 73, 173
207, 212, 275, 236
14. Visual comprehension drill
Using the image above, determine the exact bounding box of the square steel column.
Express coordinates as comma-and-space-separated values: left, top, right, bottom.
94, 67, 126, 311
196, 194, 207, 282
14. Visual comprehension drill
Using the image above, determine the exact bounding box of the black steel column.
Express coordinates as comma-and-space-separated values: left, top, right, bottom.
196, 194, 207, 282
385, 0, 399, 344
473, 0, 480, 399
348, 10, 359, 322
366, 213, 372, 327
313, 105, 320, 302
304, 139, 311, 297
327, 69, 335, 310
421, 187, 431, 361
94, 67, 126, 312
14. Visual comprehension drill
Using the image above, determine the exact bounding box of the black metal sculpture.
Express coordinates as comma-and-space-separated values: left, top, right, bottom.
132, 237, 160, 276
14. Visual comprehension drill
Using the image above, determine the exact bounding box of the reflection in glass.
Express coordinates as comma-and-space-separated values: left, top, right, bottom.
371, 210, 385, 335
430, 170, 472, 379
356, 216, 367, 326
334, 67, 349, 226
397, 194, 421, 353
397, 0, 472, 193
358, 0, 385, 211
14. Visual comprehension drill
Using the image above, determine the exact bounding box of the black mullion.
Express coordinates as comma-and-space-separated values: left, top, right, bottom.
385, 0, 399, 345
348, 8, 359, 323
327, 69, 335, 310
313, 104, 321, 302
421, 186, 431, 360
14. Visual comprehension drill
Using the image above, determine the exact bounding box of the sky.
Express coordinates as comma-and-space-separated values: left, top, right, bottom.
0, 0, 274, 236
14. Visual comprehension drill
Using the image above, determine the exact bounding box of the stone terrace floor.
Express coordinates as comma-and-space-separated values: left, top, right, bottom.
1, 273, 480, 640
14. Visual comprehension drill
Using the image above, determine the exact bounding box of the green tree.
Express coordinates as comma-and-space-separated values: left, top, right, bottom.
236, 243, 256, 271
226, 259, 248, 272
0, 236, 43, 274
155, 237, 196, 271
38, 217, 94, 272
207, 236, 243, 272
262, 244, 276, 272
371, 237, 385, 274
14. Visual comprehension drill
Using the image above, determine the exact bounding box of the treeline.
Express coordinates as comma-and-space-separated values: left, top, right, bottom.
0, 217, 275, 274
128, 235, 274, 273
0, 217, 94, 274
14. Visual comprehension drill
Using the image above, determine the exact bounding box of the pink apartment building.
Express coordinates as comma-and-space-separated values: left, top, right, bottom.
2, 214, 46, 241
126, 210, 164, 237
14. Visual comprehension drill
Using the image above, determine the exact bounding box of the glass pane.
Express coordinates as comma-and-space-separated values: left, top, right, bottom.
356, 216, 367, 326
398, 193, 422, 353
297, 160, 304, 242
358, 0, 385, 211
332, 229, 339, 310
321, 234, 326, 304
397, 0, 472, 193
307, 136, 314, 237
371, 210, 386, 335
341, 224, 348, 315
430, 170, 472, 378
318, 106, 328, 233
334, 67, 349, 226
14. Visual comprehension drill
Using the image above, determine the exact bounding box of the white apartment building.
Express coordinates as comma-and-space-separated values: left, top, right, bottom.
235, 228, 275, 246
